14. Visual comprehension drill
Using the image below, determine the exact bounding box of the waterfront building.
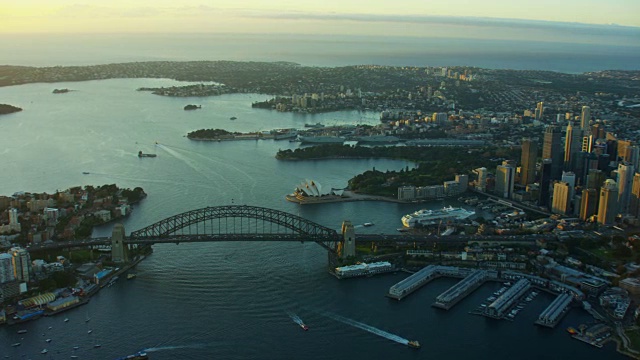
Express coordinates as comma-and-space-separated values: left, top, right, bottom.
9, 247, 31, 283
520, 138, 537, 186
552, 182, 571, 215
473, 167, 488, 191
539, 159, 552, 207
598, 179, 619, 225
631, 173, 640, 219
564, 122, 583, 172
580, 106, 591, 131
0, 253, 15, 284
579, 188, 598, 221
495, 163, 515, 199
543, 126, 563, 181
486, 278, 530, 318
455, 174, 469, 192
397, 186, 416, 201
616, 163, 635, 214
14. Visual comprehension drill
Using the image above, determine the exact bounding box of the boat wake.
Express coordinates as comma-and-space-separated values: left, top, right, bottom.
322, 311, 409, 345
144, 344, 207, 352
287, 311, 304, 325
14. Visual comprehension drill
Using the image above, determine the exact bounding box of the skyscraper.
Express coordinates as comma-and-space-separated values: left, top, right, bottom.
538, 159, 552, 208
564, 122, 583, 171
473, 167, 487, 191
617, 162, 635, 214
535, 102, 544, 120
631, 173, 640, 219
552, 182, 571, 215
586, 169, 606, 191
562, 171, 576, 203
495, 163, 515, 199
598, 179, 619, 225
520, 138, 537, 186
580, 188, 598, 221
580, 106, 591, 130
543, 126, 563, 180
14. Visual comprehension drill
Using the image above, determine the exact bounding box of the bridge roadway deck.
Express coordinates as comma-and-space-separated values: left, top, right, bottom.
23, 233, 551, 252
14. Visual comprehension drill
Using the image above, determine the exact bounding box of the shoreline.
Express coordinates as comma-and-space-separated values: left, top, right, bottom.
285, 190, 406, 204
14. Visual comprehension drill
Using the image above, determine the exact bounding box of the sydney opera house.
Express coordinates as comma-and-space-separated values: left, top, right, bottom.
285, 179, 344, 204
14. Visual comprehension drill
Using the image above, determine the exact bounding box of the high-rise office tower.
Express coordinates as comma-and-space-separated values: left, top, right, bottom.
623, 145, 639, 170
598, 179, 619, 225
580, 188, 598, 221
562, 171, 576, 203
586, 169, 606, 191
617, 162, 635, 214
580, 106, 591, 130
520, 138, 537, 186
582, 134, 594, 153
564, 122, 583, 171
0, 253, 15, 284
543, 126, 563, 180
495, 163, 515, 199
539, 159, 552, 207
552, 182, 571, 215
630, 173, 640, 219
535, 102, 544, 120
617, 140, 632, 162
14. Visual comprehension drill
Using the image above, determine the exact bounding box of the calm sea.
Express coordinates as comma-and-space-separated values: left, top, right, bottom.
0, 33, 639, 72
0, 79, 624, 359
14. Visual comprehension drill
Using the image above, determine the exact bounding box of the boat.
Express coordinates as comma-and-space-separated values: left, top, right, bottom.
138, 151, 157, 158
11, 343, 20, 347
230, 116, 237, 120
71, 356, 79, 359
94, 344, 101, 348
64, 318, 69, 322
88, 330, 93, 334
567, 327, 578, 335
397, 228, 410, 232
363, 222, 374, 227
17, 329, 27, 334
115, 350, 149, 360
297, 135, 345, 144
407, 340, 421, 349
73, 346, 79, 350
304, 122, 325, 128
299, 323, 309, 331
127, 273, 137, 280
82, 171, 90, 174
401, 206, 475, 228
41, 349, 48, 354
46, 339, 52, 343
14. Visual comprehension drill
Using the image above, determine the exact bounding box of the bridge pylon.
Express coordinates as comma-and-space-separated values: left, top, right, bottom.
340, 220, 356, 258
111, 223, 129, 263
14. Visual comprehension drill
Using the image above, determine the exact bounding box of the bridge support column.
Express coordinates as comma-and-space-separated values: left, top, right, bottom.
341, 221, 356, 258
111, 223, 129, 263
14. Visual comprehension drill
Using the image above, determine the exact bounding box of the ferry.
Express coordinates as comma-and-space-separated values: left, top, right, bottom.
299, 323, 309, 331
567, 327, 578, 335
363, 222, 374, 227
407, 340, 421, 349
17, 329, 27, 334
11, 343, 20, 347
127, 273, 137, 280
401, 206, 475, 228
115, 350, 149, 360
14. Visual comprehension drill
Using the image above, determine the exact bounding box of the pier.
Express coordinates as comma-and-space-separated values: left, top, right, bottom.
534, 293, 573, 328
432, 270, 488, 310
484, 279, 530, 319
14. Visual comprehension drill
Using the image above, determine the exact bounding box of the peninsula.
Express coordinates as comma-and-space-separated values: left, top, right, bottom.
0, 104, 22, 116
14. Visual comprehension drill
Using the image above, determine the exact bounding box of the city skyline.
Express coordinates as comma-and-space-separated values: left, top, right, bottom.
1, 0, 640, 44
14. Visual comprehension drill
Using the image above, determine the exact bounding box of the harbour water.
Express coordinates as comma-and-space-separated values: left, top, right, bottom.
0, 79, 624, 359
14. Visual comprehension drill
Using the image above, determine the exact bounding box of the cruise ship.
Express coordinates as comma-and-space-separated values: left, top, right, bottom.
401, 206, 475, 228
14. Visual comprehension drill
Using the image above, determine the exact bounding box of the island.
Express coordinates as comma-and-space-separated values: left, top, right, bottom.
184, 104, 202, 111
0, 104, 22, 115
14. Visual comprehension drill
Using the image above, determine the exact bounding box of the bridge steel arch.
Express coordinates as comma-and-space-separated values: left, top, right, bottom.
129, 205, 342, 253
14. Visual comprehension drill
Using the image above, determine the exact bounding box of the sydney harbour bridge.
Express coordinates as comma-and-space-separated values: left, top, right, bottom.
26, 205, 548, 266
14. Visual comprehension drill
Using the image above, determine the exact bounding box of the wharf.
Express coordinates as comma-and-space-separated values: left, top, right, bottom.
534, 293, 573, 328
432, 270, 488, 310
44, 297, 90, 316
571, 334, 604, 348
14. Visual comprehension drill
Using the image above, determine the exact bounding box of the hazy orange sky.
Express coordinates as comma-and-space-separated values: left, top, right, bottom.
1, 0, 639, 34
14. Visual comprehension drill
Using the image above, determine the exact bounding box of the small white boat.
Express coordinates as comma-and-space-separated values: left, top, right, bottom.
41, 349, 48, 354
87, 330, 92, 334
64, 318, 69, 322
11, 343, 20, 347
363, 222, 374, 227
46, 339, 52, 343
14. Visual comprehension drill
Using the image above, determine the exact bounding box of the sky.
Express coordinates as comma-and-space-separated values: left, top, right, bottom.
0, 0, 639, 47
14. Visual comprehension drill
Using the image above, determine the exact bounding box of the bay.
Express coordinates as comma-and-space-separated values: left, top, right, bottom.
0, 79, 622, 359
